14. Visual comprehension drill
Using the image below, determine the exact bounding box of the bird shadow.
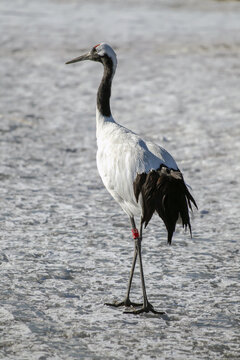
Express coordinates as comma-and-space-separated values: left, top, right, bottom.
127, 312, 171, 321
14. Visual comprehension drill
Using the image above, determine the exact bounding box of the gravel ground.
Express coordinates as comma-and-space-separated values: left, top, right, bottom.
0, 0, 240, 359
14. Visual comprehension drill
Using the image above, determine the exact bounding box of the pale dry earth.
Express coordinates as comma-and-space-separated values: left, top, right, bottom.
0, 0, 239, 359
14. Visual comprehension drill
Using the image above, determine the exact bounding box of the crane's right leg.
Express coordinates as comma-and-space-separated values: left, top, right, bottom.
105, 216, 142, 308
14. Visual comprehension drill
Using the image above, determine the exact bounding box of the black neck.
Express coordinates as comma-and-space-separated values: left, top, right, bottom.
97, 57, 114, 117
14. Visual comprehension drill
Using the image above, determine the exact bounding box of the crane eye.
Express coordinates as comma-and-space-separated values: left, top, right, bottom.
92, 46, 100, 54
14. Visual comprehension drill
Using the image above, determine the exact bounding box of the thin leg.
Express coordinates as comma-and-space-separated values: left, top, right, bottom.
125, 239, 138, 301
137, 223, 148, 307
125, 217, 142, 302
124, 221, 165, 315
105, 216, 142, 308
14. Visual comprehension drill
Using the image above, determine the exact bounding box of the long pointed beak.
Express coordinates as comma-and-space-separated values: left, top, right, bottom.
65, 52, 91, 65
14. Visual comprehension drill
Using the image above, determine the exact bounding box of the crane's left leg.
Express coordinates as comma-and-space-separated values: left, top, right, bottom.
105, 216, 142, 308
125, 222, 165, 315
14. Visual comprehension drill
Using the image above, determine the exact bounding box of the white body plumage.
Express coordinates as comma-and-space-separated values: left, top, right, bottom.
96, 109, 178, 217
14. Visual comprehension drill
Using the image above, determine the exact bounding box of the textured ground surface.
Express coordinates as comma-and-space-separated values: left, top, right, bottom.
0, 0, 240, 359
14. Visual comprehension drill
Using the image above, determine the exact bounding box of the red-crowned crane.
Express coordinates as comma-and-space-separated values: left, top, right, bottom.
66, 43, 197, 314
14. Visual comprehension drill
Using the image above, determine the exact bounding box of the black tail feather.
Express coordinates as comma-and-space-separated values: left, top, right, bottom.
133, 166, 197, 244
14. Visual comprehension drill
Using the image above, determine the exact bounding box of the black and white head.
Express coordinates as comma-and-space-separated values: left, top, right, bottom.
66, 43, 117, 71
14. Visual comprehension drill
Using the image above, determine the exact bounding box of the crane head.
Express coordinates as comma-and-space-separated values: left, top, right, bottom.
65, 43, 117, 69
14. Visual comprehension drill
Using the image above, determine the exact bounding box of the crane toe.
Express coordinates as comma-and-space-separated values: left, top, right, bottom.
124, 301, 165, 315
105, 298, 142, 308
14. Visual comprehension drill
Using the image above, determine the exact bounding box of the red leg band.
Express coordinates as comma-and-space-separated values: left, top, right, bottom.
132, 228, 139, 239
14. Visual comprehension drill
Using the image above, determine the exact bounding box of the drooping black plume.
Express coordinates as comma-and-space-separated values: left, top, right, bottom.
133, 166, 197, 244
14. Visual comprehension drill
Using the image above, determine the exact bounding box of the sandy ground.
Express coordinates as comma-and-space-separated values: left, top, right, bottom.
0, 0, 240, 359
